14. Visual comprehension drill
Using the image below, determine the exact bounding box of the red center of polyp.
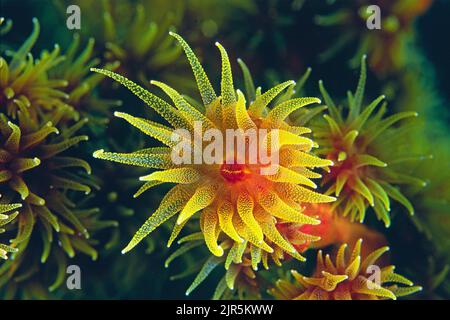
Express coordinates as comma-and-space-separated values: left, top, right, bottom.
220, 162, 250, 183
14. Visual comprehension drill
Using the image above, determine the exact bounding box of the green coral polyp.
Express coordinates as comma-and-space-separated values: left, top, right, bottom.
309, 56, 424, 227
50, 34, 120, 122
0, 203, 21, 259
0, 112, 93, 251
0, 19, 69, 120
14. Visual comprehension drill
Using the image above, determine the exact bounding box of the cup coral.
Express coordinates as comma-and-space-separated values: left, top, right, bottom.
49, 33, 120, 124
58, 0, 192, 92
92, 33, 335, 265
0, 19, 68, 121
269, 239, 422, 300
311, 56, 425, 227
0, 203, 21, 260
165, 235, 264, 299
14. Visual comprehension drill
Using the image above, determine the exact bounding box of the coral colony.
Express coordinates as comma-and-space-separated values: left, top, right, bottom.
0, 0, 448, 300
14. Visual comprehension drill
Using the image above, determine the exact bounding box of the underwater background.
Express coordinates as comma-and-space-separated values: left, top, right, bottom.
0, 0, 449, 300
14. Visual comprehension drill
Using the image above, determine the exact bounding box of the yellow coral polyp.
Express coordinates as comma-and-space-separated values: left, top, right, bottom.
270, 239, 422, 300
91, 33, 335, 260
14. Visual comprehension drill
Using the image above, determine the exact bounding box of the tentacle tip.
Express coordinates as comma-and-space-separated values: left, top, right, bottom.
216, 248, 224, 257
92, 149, 105, 158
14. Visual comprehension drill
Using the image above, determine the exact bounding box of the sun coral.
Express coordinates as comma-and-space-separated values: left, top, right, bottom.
0, 19, 68, 121
408, 139, 450, 258
49, 33, 120, 124
166, 202, 387, 299
0, 16, 117, 298
92, 33, 335, 265
277, 203, 387, 255
59, 0, 192, 93
270, 239, 422, 300
165, 235, 264, 299
0, 203, 21, 259
312, 56, 424, 227
0, 18, 116, 125
0, 111, 98, 273
0, 202, 116, 299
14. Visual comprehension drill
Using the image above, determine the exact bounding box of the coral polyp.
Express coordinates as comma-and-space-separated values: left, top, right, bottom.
0, 203, 21, 259
49, 34, 120, 123
59, 0, 192, 92
0, 19, 68, 121
312, 56, 424, 227
270, 239, 422, 300
0, 111, 115, 297
166, 235, 266, 299
0, 111, 95, 257
92, 33, 335, 261
0, 18, 115, 124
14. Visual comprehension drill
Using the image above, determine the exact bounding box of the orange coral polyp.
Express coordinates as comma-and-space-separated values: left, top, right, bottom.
91, 33, 335, 262
270, 239, 422, 300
